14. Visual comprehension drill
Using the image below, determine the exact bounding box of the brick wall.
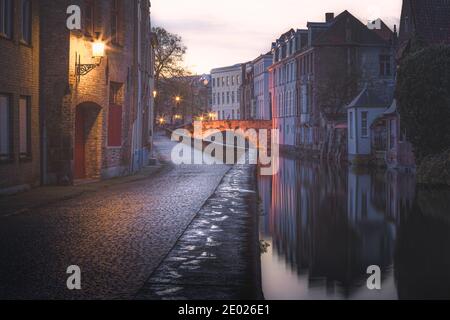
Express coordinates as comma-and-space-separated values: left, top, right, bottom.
0, 0, 40, 192
39, 0, 144, 184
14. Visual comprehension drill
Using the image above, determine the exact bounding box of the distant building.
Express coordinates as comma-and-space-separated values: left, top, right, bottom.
253, 53, 273, 120
347, 87, 391, 164
269, 28, 302, 147
398, 0, 450, 58
367, 0, 450, 169
211, 64, 242, 120
269, 11, 396, 154
240, 62, 254, 120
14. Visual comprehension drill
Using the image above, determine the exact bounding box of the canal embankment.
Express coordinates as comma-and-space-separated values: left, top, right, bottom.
136, 164, 263, 300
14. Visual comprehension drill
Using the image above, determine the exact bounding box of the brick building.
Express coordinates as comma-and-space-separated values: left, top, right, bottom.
0, 0, 40, 194
41, 0, 155, 185
269, 11, 396, 156
1, 0, 155, 193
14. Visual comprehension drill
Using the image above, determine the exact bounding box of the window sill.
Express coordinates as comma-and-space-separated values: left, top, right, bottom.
0, 158, 14, 165
19, 155, 33, 163
0, 34, 13, 41
19, 40, 33, 48
106, 146, 122, 150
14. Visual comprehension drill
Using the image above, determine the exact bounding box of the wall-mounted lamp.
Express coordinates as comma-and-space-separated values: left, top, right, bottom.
75, 35, 106, 82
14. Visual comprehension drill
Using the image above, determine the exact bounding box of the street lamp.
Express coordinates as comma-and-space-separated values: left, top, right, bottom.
75, 34, 105, 82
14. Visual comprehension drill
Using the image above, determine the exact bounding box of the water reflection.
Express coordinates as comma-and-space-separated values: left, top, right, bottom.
259, 156, 450, 300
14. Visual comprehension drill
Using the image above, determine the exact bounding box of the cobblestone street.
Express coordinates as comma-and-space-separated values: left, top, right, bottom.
0, 133, 236, 300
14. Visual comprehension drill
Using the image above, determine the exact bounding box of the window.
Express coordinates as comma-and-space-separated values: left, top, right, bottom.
212, 78, 215, 87
379, 55, 391, 76
361, 112, 368, 137
231, 91, 235, 104
21, 0, 31, 44
108, 83, 123, 147
389, 119, 396, 149
84, 0, 95, 36
226, 92, 230, 104
111, 0, 122, 45
0, 0, 13, 38
19, 96, 31, 158
349, 111, 354, 139
0, 94, 12, 161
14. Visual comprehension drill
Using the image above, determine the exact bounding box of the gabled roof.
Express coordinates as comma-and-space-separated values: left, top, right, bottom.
407, 0, 450, 44
275, 29, 296, 44
368, 19, 395, 42
313, 10, 392, 47
384, 100, 398, 115
346, 87, 389, 109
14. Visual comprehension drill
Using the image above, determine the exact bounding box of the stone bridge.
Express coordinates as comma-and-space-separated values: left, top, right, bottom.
184, 120, 274, 149
198, 120, 273, 132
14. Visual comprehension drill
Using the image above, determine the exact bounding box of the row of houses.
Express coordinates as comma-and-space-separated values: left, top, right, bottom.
0, 0, 156, 194
210, 0, 450, 169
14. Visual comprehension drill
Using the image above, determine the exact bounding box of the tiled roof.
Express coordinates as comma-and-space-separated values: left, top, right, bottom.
346, 87, 389, 109
313, 10, 392, 46
410, 0, 450, 44
370, 19, 395, 42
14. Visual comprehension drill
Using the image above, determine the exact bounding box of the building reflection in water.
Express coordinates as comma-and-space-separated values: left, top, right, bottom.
259, 156, 450, 300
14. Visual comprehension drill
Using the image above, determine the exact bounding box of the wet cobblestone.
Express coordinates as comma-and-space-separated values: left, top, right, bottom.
136, 165, 262, 300
0, 135, 230, 300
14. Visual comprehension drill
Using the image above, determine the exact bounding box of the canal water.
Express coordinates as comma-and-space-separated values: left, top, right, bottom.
258, 156, 450, 300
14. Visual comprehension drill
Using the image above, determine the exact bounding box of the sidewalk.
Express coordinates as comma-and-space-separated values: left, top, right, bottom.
0, 164, 165, 218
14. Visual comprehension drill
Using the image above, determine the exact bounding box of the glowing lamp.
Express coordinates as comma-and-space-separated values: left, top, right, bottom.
92, 41, 105, 58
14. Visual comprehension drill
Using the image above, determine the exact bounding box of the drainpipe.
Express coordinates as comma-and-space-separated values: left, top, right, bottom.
40, 97, 47, 186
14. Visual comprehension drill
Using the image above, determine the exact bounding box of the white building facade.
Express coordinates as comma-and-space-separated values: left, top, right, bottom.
211, 64, 242, 120
253, 53, 273, 120
347, 88, 390, 164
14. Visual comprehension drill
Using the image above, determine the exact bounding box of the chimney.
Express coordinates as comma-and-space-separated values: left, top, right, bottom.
326, 12, 334, 23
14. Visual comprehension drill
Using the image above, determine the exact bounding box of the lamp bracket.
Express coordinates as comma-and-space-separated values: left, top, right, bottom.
75, 53, 103, 82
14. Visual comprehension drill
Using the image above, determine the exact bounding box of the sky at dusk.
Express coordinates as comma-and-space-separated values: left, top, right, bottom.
151, 0, 403, 75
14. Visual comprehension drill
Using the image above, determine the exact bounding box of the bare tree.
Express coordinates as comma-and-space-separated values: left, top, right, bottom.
153, 26, 189, 87
317, 67, 361, 120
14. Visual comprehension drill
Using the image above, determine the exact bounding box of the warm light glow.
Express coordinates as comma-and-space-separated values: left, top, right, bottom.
175, 96, 181, 103
199, 116, 205, 121
92, 41, 105, 58
153, 90, 158, 98
159, 117, 165, 124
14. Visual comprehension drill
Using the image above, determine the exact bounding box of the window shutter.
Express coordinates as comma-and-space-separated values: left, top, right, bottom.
108, 104, 122, 147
